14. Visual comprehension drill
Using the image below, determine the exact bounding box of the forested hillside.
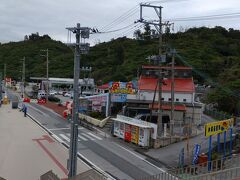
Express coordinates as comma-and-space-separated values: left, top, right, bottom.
1, 27, 240, 114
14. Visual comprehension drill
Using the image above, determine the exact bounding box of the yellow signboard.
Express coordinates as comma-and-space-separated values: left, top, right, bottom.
205, 118, 234, 137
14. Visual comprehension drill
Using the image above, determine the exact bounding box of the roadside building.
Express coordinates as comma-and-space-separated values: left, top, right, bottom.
126, 65, 203, 133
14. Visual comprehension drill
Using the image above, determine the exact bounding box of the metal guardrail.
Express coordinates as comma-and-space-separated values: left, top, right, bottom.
170, 153, 240, 178
139, 154, 240, 180
139, 166, 240, 180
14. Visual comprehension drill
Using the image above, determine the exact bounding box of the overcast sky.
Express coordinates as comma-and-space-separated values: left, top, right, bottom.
0, 0, 239, 45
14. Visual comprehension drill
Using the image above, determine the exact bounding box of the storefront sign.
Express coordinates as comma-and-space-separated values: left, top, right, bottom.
205, 118, 234, 137
109, 81, 137, 94
111, 94, 127, 102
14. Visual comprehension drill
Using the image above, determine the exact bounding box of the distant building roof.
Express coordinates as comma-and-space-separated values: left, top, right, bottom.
97, 83, 109, 90
138, 77, 195, 93
30, 77, 95, 85
142, 65, 192, 70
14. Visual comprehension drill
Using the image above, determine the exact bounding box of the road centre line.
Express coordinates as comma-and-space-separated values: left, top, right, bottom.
114, 143, 166, 173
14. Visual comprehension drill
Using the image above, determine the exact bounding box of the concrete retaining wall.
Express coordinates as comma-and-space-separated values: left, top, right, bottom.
78, 113, 110, 128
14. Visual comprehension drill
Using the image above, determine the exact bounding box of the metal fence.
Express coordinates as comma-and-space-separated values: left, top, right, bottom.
170, 153, 240, 178
139, 154, 240, 180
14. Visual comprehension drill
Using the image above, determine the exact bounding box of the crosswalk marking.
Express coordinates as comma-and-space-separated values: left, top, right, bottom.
78, 134, 88, 141
59, 134, 70, 142
87, 132, 103, 140
59, 132, 103, 142
81, 133, 95, 140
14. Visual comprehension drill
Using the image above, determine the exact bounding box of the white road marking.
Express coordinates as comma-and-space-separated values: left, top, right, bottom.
115, 143, 166, 173
59, 134, 70, 142
78, 134, 88, 141
81, 133, 95, 140
48, 128, 70, 131
87, 132, 103, 140
115, 143, 144, 160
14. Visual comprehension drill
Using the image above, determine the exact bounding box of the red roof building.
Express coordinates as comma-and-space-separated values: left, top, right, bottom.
138, 77, 195, 93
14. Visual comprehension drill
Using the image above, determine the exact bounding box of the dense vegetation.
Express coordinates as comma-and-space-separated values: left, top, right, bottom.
1, 27, 240, 114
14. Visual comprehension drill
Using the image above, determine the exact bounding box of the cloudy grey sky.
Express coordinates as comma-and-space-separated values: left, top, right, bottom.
0, 0, 239, 45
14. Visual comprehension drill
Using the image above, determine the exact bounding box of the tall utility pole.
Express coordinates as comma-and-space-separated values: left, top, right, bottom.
139, 4, 164, 137
21, 57, 26, 98
170, 49, 176, 135
138, 4, 174, 137
4, 63, 6, 86
0, 72, 2, 101
40, 49, 49, 102
66, 23, 90, 177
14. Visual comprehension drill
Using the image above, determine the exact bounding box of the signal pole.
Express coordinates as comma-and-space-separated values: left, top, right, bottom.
40, 49, 49, 102
66, 23, 90, 177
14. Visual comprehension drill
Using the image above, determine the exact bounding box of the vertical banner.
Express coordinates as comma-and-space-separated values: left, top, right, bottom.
229, 128, 233, 158
217, 133, 221, 153
208, 135, 212, 172
192, 144, 201, 165
179, 148, 184, 168
223, 131, 227, 160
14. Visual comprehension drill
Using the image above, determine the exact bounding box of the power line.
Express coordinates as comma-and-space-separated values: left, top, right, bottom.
143, 0, 190, 4
99, 5, 139, 32
116, 23, 143, 38
91, 23, 136, 34
165, 12, 240, 22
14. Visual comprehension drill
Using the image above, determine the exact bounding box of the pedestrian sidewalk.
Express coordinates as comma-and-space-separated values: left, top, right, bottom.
0, 104, 90, 180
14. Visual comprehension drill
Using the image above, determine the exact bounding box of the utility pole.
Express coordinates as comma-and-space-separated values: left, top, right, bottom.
170, 49, 176, 135
66, 23, 90, 177
139, 4, 164, 137
138, 4, 174, 137
21, 57, 26, 98
40, 49, 49, 102
0, 72, 2, 101
4, 63, 6, 86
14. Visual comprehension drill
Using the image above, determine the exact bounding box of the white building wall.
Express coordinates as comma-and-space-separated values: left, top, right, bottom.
128, 91, 194, 103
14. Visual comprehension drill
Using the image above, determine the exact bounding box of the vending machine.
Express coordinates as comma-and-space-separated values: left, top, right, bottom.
124, 124, 131, 142
131, 126, 139, 144
138, 128, 150, 147
119, 122, 125, 139
113, 121, 120, 137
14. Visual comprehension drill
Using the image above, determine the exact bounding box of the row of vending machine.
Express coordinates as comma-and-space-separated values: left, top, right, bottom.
112, 115, 157, 147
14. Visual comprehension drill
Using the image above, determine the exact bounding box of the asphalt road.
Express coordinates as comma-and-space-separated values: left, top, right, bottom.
6, 89, 165, 180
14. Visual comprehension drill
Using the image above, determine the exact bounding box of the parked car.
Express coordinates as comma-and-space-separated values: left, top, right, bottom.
49, 90, 57, 96
64, 92, 72, 97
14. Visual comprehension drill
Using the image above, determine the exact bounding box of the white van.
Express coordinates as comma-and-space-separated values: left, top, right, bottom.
37, 90, 46, 99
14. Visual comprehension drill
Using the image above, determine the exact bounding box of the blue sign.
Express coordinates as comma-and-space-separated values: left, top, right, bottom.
192, 144, 201, 165
111, 94, 127, 103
